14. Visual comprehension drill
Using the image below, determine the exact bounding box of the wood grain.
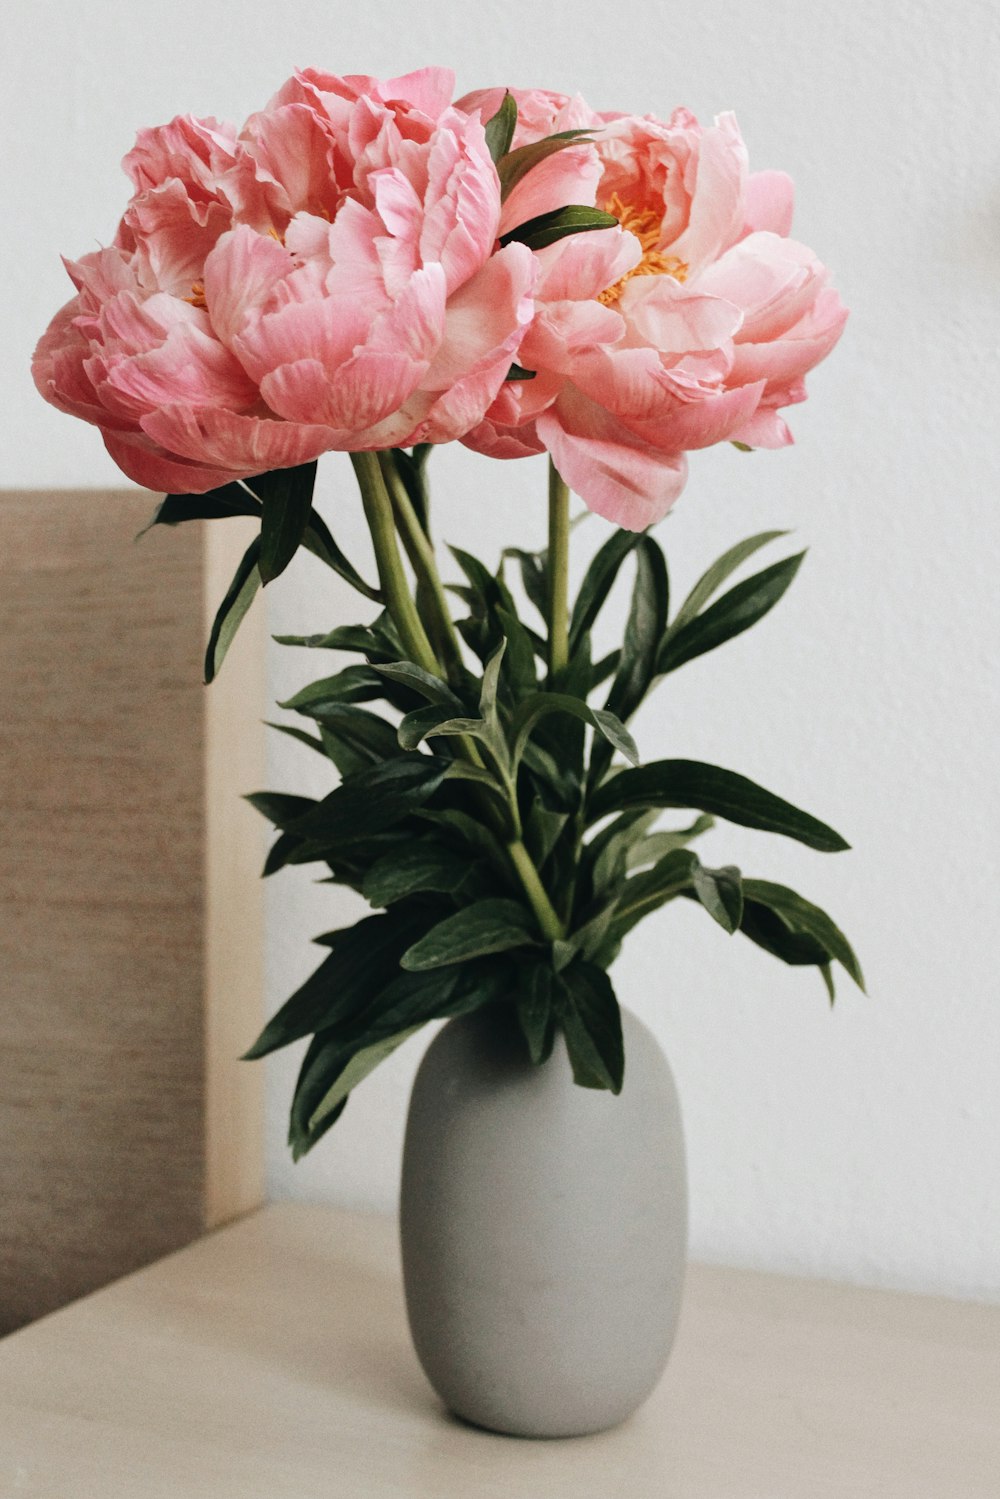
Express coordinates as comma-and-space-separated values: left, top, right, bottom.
0, 490, 264, 1334
1, 1202, 997, 1497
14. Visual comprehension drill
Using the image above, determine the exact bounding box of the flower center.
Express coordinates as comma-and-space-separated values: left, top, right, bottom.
598, 192, 688, 306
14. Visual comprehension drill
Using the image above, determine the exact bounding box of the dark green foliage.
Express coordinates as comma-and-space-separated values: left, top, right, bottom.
244, 512, 861, 1153
501, 205, 619, 251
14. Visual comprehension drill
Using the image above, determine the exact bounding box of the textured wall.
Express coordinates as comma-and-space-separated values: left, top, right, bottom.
7, 0, 999, 1298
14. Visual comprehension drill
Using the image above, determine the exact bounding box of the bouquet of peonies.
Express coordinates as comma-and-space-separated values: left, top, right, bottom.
35, 68, 862, 1159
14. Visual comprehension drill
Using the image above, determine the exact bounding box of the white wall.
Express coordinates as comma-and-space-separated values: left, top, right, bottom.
7, 0, 999, 1300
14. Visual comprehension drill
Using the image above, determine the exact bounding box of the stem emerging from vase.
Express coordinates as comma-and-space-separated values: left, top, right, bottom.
547, 460, 570, 682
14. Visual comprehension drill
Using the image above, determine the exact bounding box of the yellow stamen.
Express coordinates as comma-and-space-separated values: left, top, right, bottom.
185, 280, 207, 309
598, 192, 688, 306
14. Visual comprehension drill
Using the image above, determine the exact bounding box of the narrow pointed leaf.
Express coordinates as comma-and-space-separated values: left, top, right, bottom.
401, 898, 538, 971
246, 463, 317, 584
484, 91, 517, 162
692, 862, 744, 933
204, 536, 261, 683
373, 661, 466, 709
512, 692, 638, 768
569, 530, 640, 650
290, 756, 450, 844
517, 962, 555, 1065
590, 759, 850, 853
666, 530, 789, 638
139, 484, 262, 535
554, 961, 624, 1093
659, 552, 805, 675
741, 879, 865, 990
500, 204, 618, 251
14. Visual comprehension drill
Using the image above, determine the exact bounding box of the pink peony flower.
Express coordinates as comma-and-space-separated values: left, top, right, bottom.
33, 69, 536, 493
460, 93, 847, 530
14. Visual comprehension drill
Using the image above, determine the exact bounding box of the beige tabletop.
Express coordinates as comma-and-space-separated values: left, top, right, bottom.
0, 1202, 996, 1497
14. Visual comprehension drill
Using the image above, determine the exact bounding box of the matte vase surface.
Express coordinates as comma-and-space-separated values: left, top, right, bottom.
399, 1003, 687, 1438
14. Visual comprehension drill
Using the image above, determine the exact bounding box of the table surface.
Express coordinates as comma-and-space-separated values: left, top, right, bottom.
1, 1202, 997, 1498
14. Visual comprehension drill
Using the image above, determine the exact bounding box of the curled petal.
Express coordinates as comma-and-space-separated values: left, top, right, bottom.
537, 387, 688, 529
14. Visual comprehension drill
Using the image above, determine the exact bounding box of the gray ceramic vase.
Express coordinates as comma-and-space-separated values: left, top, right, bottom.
399, 1002, 687, 1438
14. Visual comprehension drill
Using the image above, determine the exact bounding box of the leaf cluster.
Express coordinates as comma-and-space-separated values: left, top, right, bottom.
185, 486, 863, 1157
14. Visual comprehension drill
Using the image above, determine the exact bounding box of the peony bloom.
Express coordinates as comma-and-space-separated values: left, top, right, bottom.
459, 92, 847, 530
33, 69, 536, 494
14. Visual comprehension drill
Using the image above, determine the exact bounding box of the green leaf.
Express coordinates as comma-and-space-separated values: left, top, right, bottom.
479, 640, 506, 720
299, 506, 382, 602
397, 704, 460, 751
517, 962, 555, 1064
501, 547, 548, 621
659, 552, 805, 675
303, 1028, 422, 1141
554, 961, 624, 1092
605, 536, 669, 725
373, 661, 466, 710
731, 895, 831, 967
139, 484, 261, 536
363, 841, 479, 908
569, 530, 640, 651
500, 204, 618, 251
497, 129, 595, 201
243, 910, 425, 1059
290, 756, 450, 844
401, 898, 538, 971
315, 706, 402, 772
204, 536, 261, 684
589, 809, 660, 895
523, 803, 569, 868
279, 666, 388, 714
484, 90, 517, 162
243, 463, 317, 585
741, 879, 865, 990
496, 607, 538, 694
692, 862, 744, 934
666, 530, 789, 639
273, 615, 401, 659
626, 815, 716, 869
511, 692, 638, 768
589, 536, 668, 789
245, 791, 317, 828
590, 760, 850, 853
264, 721, 327, 756
607, 849, 698, 938
505, 363, 536, 381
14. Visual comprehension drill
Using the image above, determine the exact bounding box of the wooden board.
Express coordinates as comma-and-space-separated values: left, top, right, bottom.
0, 491, 264, 1334
0, 1202, 996, 1497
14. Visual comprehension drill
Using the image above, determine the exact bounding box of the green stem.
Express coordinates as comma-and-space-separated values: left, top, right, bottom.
377, 452, 465, 682
349, 449, 564, 943
350, 452, 439, 676
547, 459, 570, 681
506, 838, 564, 942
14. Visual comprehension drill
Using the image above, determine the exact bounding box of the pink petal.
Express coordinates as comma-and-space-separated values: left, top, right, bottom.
140, 403, 337, 473
743, 171, 794, 237
103, 429, 245, 493
728, 409, 794, 449
617, 274, 744, 354
537, 387, 688, 529
203, 226, 294, 350
668, 112, 748, 273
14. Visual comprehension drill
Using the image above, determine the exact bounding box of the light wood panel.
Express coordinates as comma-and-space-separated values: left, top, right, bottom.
0, 1202, 996, 1497
0, 491, 264, 1334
